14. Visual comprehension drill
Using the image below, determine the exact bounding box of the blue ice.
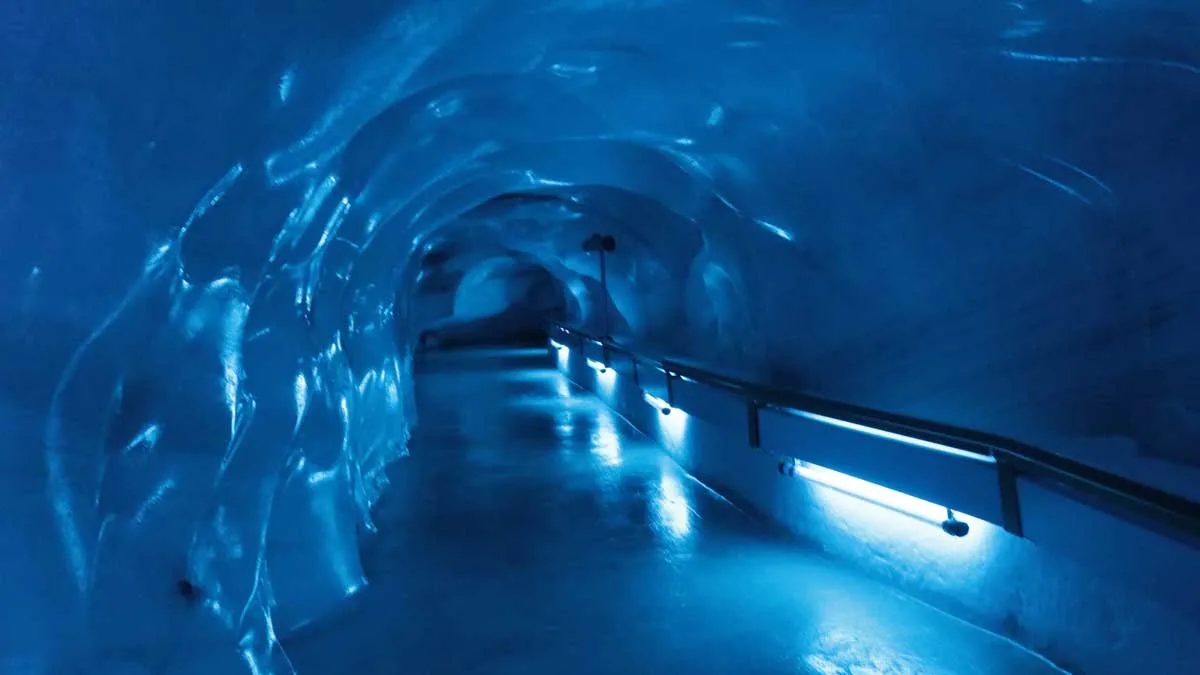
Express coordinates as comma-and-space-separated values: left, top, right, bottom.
2, 0, 1200, 672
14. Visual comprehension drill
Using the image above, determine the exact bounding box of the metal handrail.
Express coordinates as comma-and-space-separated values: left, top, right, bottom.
551, 323, 1200, 547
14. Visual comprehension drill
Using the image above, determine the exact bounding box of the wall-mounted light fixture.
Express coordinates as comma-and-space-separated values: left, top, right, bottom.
783, 459, 977, 539
941, 510, 970, 537
642, 391, 688, 448
551, 339, 570, 369
643, 392, 673, 416
586, 357, 617, 396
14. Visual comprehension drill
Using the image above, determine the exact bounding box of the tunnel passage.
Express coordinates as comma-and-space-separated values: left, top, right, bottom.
410, 250, 577, 349
4, 1, 1200, 673
399, 187, 701, 351
282, 346, 1065, 675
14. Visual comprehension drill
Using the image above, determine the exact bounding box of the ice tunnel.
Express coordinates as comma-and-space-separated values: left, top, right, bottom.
4, 0, 1200, 673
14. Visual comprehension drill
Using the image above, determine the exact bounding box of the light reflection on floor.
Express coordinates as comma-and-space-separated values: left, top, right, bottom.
654, 469, 693, 542
590, 409, 623, 468
284, 348, 1063, 675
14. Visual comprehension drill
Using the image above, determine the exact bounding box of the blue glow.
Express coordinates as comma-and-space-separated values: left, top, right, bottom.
6, 0, 1200, 671
584, 358, 618, 398
643, 392, 688, 449
555, 375, 572, 399
590, 408, 623, 468
643, 392, 672, 411
794, 461, 993, 556
795, 411, 997, 464
653, 470, 693, 541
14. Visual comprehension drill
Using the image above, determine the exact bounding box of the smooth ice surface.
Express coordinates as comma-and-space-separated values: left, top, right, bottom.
4, 0, 1200, 671
286, 349, 1061, 675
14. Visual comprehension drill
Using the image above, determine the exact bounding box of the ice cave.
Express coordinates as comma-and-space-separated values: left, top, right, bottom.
3, 1, 1200, 673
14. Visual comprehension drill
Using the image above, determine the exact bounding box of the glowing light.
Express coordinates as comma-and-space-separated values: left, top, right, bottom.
588, 358, 617, 395
654, 471, 693, 540
792, 462, 946, 523
793, 461, 993, 555
643, 392, 671, 411
591, 410, 622, 467
795, 411, 996, 464
554, 376, 572, 399
549, 339, 566, 350
644, 392, 689, 449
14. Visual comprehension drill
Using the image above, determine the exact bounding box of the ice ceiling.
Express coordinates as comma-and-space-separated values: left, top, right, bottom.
3, 0, 1199, 671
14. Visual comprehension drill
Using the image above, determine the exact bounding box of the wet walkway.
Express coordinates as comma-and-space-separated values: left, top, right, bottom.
287, 347, 1060, 675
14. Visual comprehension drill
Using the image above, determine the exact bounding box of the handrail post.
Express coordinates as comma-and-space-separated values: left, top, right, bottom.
995, 457, 1025, 537
599, 248, 609, 339
747, 400, 761, 449
664, 369, 676, 409
581, 234, 617, 339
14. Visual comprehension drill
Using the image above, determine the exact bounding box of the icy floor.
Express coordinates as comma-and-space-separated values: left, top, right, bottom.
285, 347, 1060, 675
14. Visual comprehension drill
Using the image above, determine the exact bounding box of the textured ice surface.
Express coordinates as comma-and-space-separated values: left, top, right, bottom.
3, 0, 1200, 672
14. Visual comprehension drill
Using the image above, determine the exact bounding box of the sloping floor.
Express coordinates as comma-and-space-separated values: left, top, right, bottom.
286, 347, 1060, 675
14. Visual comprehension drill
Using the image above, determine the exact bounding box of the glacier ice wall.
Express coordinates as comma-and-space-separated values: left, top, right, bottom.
3, 0, 1200, 672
